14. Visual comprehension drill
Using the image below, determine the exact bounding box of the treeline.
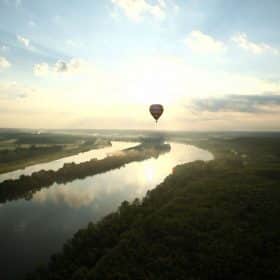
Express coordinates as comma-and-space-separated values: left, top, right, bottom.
26, 138, 280, 280
0, 143, 171, 203
4, 132, 96, 145
187, 136, 280, 169
0, 145, 63, 164
0, 137, 112, 174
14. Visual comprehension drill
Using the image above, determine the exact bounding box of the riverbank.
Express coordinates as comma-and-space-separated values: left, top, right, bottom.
26, 136, 280, 279
0, 142, 171, 203
0, 140, 112, 175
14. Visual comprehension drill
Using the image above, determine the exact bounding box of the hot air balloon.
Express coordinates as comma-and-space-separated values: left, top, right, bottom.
149, 104, 164, 123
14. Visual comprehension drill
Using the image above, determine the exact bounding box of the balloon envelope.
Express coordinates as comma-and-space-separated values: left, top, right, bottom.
149, 104, 164, 122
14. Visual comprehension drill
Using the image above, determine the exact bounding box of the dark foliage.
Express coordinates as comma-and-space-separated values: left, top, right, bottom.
26, 140, 280, 279
0, 146, 63, 164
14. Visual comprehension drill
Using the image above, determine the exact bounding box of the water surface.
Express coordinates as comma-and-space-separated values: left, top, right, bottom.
0, 141, 137, 183
0, 142, 212, 280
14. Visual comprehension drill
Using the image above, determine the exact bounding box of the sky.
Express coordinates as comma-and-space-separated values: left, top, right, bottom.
1, 0, 280, 130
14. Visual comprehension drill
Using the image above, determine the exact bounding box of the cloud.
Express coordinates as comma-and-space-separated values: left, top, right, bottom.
15, 0, 21, 7
28, 20, 36, 27
33, 63, 49, 76
5, 53, 280, 130
33, 58, 90, 77
3, 0, 21, 7
0, 57, 11, 70
1, 45, 9, 52
232, 33, 279, 55
111, 0, 166, 21
190, 94, 280, 114
54, 58, 89, 74
65, 40, 82, 48
17, 35, 37, 52
17, 35, 30, 47
0, 82, 32, 99
184, 30, 226, 54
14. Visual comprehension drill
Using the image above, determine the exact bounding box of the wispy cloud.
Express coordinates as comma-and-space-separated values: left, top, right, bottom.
232, 33, 279, 55
33, 63, 49, 77
28, 20, 36, 27
17, 35, 30, 47
0, 82, 32, 99
17, 35, 37, 52
191, 94, 280, 114
15, 0, 21, 8
65, 40, 83, 48
111, 0, 166, 21
184, 30, 226, 54
3, 0, 21, 8
0, 56, 11, 70
0, 45, 9, 52
33, 58, 89, 77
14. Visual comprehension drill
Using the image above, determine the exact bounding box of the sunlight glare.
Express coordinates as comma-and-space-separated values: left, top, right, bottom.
143, 161, 157, 183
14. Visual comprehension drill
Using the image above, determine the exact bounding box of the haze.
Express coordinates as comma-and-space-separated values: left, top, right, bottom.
1, 0, 280, 130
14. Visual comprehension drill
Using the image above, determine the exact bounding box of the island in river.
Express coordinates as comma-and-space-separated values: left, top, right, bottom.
0, 142, 171, 203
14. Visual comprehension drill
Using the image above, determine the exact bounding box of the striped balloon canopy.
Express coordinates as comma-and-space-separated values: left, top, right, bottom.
149, 104, 164, 123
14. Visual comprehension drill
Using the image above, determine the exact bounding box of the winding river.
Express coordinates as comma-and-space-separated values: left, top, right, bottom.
0, 141, 138, 183
0, 142, 213, 280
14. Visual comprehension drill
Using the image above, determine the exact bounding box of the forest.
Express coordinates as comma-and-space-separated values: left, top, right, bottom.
26, 135, 280, 279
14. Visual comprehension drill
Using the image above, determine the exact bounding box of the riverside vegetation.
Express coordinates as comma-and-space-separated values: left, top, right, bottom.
26, 135, 280, 279
0, 142, 170, 204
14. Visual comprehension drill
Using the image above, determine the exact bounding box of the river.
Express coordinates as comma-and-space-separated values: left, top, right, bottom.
0, 142, 213, 280
0, 141, 138, 183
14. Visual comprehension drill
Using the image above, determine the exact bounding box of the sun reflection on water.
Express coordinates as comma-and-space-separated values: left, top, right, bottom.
31, 143, 213, 208
143, 161, 156, 183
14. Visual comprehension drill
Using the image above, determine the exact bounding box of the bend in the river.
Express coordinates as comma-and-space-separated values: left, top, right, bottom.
0, 142, 213, 280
